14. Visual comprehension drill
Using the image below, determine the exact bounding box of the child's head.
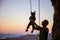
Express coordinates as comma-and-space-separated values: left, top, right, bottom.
42, 20, 49, 27
31, 11, 36, 16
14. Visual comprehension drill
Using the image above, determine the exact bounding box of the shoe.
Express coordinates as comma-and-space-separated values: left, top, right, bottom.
31, 30, 33, 33
25, 29, 28, 32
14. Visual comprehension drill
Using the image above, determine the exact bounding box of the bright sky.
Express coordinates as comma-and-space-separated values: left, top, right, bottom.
0, 0, 54, 34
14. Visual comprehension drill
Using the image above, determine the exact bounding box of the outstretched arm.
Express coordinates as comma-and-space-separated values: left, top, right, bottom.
33, 22, 43, 30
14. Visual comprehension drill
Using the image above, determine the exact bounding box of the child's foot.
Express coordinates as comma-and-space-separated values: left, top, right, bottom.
31, 31, 33, 33
25, 29, 28, 32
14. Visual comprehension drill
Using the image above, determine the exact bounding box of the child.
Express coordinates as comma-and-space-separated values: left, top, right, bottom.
34, 20, 49, 40
25, 11, 36, 33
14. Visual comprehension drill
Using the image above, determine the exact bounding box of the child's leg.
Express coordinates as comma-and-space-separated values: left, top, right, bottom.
31, 24, 35, 33
26, 22, 31, 32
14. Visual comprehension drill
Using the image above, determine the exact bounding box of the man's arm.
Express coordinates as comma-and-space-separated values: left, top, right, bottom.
33, 22, 43, 30
34, 26, 42, 30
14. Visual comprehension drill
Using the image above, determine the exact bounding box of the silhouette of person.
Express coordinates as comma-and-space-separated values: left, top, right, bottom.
25, 11, 36, 33
34, 20, 49, 40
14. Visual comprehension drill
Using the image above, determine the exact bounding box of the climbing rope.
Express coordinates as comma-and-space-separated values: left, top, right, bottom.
38, 0, 40, 26
30, 0, 40, 25
30, 0, 32, 12
38, 0, 40, 40
29, 0, 40, 40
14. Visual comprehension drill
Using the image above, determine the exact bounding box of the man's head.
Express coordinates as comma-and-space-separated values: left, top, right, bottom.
42, 20, 49, 27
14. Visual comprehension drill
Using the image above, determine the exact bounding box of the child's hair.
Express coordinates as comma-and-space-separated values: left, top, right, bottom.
43, 20, 49, 25
31, 11, 36, 15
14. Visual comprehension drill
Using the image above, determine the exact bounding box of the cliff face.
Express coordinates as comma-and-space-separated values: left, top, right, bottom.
51, 0, 60, 40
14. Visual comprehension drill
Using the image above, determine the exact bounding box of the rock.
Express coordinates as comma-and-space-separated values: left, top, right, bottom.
51, 0, 60, 40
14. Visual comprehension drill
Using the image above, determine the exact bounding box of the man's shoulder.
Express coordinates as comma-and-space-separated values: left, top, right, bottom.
45, 28, 49, 32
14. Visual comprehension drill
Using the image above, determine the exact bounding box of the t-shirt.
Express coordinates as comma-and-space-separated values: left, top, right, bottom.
39, 28, 48, 40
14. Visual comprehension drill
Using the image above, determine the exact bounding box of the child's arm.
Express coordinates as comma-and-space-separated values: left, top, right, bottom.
29, 16, 32, 20
29, 16, 31, 20
34, 17, 36, 21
